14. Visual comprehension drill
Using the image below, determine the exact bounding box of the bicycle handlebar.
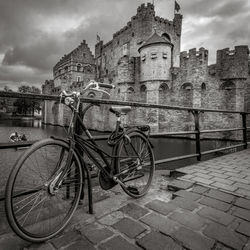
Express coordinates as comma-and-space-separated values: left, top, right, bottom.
60, 80, 115, 99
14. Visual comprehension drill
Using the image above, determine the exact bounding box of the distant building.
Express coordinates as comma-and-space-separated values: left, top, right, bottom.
42, 2, 250, 137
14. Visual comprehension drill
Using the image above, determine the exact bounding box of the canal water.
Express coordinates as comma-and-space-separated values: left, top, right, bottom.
0, 118, 222, 194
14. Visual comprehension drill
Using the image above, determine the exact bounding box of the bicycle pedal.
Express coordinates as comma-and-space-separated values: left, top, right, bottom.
127, 186, 139, 195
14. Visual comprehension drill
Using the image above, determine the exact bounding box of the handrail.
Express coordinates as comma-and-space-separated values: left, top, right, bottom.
0, 91, 249, 163
1, 91, 250, 114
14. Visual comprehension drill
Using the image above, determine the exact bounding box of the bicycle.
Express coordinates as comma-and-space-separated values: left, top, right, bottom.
5, 80, 155, 242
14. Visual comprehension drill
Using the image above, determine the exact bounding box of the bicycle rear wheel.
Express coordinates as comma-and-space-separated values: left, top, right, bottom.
5, 138, 83, 242
116, 130, 155, 198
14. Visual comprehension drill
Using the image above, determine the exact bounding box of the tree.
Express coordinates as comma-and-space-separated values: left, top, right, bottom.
14, 85, 42, 116
3, 85, 13, 92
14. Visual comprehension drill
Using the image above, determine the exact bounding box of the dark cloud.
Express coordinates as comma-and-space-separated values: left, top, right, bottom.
0, 0, 249, 89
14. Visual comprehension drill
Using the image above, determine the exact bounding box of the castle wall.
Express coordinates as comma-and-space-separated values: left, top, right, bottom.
42, 3, 250, 143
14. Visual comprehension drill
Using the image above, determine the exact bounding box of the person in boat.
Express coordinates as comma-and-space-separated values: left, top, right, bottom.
9, 132, 27, 142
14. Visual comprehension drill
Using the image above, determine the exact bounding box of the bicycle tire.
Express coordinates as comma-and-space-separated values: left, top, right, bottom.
116, 130, 155, 198
5, 138, 83, 242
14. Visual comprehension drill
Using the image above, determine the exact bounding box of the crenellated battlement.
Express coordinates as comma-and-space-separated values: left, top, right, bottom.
180, 47, 208, 66
154, 16, 171, 25
137, 3, 154, 14
216, 46, 249, 79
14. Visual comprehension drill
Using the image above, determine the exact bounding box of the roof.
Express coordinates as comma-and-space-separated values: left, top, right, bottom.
138, 32, 173, 52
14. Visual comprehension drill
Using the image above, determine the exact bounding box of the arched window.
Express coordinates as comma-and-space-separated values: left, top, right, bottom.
159, 83, 169, 104
180, 82, 193, 107
161, 33, 171, 42
140, 85, 147, 103
201, 82, 206, 91
181, 82, 193, 90
77, 64, 81, 72
127, 87, 134, 101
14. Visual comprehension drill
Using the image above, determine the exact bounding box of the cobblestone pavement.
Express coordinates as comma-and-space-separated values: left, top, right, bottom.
175, 148, 250, 198
0, 149, 250, 250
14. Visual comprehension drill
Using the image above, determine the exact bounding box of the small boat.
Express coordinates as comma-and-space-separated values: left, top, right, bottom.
9, 132, 27, 142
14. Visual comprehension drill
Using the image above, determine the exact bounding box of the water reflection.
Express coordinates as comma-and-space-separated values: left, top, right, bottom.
0, 119, 66, 142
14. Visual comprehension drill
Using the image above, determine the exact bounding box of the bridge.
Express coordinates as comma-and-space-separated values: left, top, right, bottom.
0, 91, 250, 249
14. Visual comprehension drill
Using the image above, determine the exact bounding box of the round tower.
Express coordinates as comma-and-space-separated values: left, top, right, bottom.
138, 31, 173, 82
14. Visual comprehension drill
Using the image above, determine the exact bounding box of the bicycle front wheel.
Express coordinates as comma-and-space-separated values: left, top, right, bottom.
116, 131, 155, 198
5, 138, 83, 242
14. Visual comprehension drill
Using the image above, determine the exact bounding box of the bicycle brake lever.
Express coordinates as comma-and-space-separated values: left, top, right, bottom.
90, 88, 110, 97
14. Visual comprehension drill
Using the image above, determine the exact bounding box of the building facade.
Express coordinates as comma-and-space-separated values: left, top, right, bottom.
42, 2, 250, 139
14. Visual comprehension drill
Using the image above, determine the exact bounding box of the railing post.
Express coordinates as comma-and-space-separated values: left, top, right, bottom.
241, 113, 248, 149
75, 103, 85, 200
193, 110, 201, 161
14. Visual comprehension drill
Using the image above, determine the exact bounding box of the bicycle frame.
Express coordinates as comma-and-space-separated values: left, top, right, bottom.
54, 102, 123, 187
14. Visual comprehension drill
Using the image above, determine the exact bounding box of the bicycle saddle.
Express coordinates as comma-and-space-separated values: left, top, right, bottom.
110, 106, 132, 116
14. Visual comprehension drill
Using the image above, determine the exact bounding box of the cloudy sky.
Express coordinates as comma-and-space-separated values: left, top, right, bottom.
0, 0, 249, 91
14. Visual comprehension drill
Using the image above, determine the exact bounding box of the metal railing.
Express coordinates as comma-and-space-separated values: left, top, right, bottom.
0, 91, 249, 164
0, 90, 249, 207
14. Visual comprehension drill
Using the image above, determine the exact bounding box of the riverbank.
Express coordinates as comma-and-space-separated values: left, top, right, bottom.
0, 114, 41, 120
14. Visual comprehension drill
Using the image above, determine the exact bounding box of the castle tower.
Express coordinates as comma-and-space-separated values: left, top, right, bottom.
139, 31, 173, 83
138, 31, 173, 132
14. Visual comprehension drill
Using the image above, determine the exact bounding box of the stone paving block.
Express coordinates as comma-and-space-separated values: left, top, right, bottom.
224, 172, 246, 179
193, 172, 213, 179
173, 226, 215, 250
25, 243, 54, 250
0, 236, 30, 250
236, 221, 250, 237
64, 239, 95, 250
234, 182, 250, 191
199, 196, 231, 212
99, 235, 140, 250
222, 168, 241, 174
233, 207, 250, 221
167, 179, 193, 191
191, 185, 209, 195
229, 176, 250, 185
170, 196, 199, 211
235, 188, 250, 197
119, 202, 149, 219
98, 211, 124, 226
145, 199, 177, 215
197, 207, 235, 226
80, 223, 114, 244
51, 230, 82, 249
194, 168, 211, 174
210, 169, 226, 174
140, 213, 180, 236
169, 210, 206, 230
203, 223, 245, 250
211, 177, 235, 185
211, 182, 238, 192
93, 195, 127, 218
177, 174, 194, 180
136, 231, 182, 250
205, 188, 235, 203
177, 168, 196, 174
192, 177, 215, 185
172, 190, 201, 201
112, 217, 146, 238
235, 197, 250, 209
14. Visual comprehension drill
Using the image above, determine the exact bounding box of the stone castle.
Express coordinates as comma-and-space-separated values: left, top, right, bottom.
42, 2, 250, 138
